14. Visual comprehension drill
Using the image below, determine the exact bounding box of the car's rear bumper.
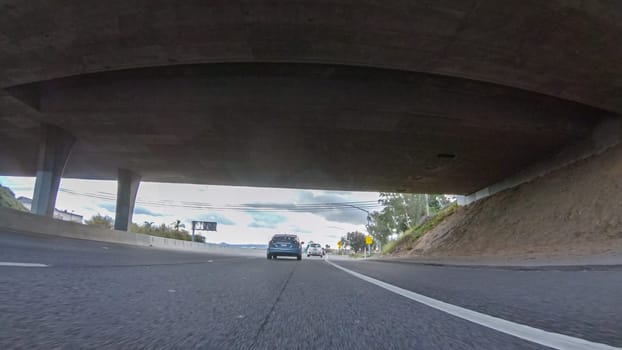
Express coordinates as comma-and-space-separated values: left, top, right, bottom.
267, 248, 301, 256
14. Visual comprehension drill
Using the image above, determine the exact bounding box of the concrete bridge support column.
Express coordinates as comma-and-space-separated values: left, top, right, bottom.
114, 169, 141, 231
31, 125, 76, 216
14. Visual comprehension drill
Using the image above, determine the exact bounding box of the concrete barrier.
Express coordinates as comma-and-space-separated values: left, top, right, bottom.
0, 206, 258, 255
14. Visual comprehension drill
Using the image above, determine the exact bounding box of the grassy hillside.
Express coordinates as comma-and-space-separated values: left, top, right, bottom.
384, 204, 458, 254
0, 184, 28, 212
384, 142, 622, 262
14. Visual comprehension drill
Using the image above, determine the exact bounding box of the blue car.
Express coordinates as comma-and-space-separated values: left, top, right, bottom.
267, 234, 303, 260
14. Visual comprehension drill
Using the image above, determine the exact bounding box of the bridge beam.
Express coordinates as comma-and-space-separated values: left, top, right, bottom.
114, 169, 141, 231
31, 125, 75, 216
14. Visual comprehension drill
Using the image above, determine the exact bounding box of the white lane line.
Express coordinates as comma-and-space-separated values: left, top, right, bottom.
325, 259, 621, 350
0, 261, 49, 267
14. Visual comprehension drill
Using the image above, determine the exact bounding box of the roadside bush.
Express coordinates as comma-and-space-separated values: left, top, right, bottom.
85, 214, 114, 229
130, 221, 201, 242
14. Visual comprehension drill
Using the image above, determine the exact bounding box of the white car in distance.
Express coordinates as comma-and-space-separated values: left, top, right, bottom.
307, 243, 324, 258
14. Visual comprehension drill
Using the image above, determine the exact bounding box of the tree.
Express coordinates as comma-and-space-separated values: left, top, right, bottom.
366, 193, 454, 245
366, 210, 394, 245
339, 236, 348, 249
345, 231, 366, 253
171, 220, 185, 231
85, 214, 114, 229
429, 194, 452, 212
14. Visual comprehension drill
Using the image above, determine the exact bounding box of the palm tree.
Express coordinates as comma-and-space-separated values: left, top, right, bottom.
171, 220, 185, 231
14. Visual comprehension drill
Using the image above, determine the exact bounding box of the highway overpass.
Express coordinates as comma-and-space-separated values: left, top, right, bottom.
1, 1, 621, 229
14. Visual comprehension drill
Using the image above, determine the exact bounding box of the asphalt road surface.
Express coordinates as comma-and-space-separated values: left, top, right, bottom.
1, 230, 621, 350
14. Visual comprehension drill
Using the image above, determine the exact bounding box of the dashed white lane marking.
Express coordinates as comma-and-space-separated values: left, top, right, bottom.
0, 261, 49, 267
325, 259, 621, 350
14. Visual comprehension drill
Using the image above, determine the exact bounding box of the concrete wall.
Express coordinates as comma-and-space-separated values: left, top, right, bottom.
0, 206, 254, 255
458, 117, 622, 206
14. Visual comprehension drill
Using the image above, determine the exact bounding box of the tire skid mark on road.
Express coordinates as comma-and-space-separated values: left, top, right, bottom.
326, 259, 621, 350
248, 261, 298, 349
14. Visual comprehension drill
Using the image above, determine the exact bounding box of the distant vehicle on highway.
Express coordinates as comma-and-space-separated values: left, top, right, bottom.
307, 243, 324, 258
267, 234, 303, 260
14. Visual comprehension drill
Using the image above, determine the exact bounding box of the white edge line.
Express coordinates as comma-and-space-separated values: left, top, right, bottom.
325, 259, 621, 350
0, 262, 49, 267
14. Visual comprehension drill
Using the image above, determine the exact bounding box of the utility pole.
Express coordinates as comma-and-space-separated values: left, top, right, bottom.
425, 194, 430, 217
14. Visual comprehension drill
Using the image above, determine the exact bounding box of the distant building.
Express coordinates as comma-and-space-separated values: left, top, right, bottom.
17, 197, 83, 224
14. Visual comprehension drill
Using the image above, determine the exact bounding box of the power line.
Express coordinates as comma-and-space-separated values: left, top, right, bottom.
58, 188, 384, 213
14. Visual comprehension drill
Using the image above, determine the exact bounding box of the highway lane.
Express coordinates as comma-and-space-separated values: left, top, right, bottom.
0, 230, 265, 267
0, 231, 619, 349
334, 258, 622, 347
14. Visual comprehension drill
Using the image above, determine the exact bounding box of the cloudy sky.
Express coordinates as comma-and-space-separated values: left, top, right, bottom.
0, 176, 382, 245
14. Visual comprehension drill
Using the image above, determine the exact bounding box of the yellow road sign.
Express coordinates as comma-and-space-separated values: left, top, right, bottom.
337, 241, 343, 248
365, 236, 373, 245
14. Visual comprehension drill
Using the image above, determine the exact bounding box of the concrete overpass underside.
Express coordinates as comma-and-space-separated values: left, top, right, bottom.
2, 63, 609, 193
1, 1, 621, 220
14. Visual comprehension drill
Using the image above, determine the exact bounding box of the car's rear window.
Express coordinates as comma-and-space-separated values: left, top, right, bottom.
311, 244, 321, 247
272, 235, 297, 242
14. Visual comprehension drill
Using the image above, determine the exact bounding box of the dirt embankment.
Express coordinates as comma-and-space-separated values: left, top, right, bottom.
396, 143, 622, 264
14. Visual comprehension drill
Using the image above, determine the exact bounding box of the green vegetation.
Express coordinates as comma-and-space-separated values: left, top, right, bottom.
339, 231, 366, 253
85, 214, 114, 229
338, 193, 455, 254
366, 193, 452, 246
0, 184, 28, 212
130, 221, 205, 243
84, 215, 205, 243
383, 203, 458, 254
